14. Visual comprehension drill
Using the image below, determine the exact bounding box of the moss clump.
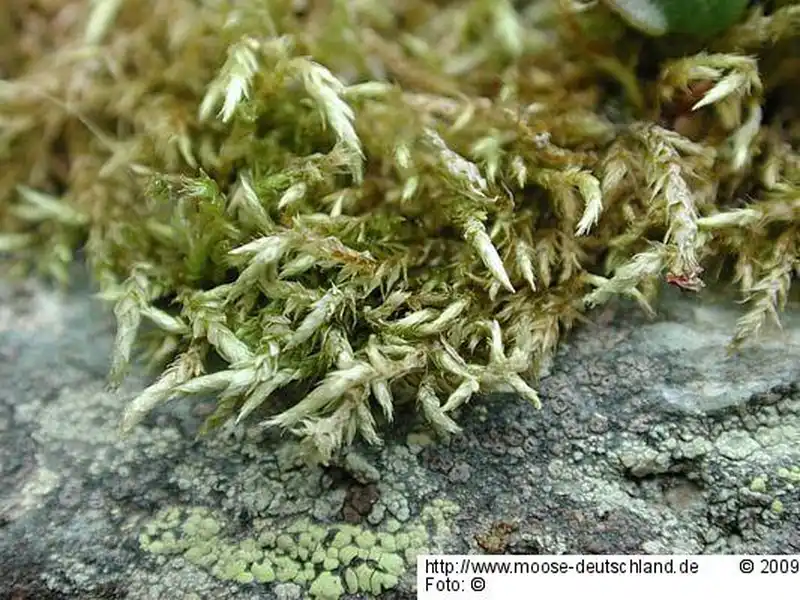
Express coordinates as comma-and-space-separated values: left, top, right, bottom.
1, 1, 799, 463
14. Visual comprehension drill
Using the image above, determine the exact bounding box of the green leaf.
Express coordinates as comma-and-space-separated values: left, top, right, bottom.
603, 0, 750, 36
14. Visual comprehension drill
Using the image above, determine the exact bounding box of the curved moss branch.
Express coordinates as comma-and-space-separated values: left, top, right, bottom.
1, 0, 798, 463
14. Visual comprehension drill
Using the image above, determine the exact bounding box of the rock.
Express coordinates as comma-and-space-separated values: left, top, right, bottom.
1, 278, 799, 598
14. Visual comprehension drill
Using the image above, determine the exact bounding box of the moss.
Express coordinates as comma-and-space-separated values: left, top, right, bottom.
2, 0, 799, 462
138, 498, 459, 598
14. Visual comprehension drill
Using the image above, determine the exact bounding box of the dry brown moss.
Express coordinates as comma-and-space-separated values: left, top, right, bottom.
0, 0, 798, 463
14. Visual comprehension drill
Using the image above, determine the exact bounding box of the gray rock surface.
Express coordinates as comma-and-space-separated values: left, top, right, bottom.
1, 275, 799, 599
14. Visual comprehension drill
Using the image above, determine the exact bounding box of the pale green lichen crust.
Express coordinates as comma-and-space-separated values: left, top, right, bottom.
1, 278, 799, 599
138, 500, 459, 598
745, 464, 800, 519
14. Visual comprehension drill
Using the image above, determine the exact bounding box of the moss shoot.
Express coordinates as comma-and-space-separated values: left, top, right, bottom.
1, 0, 798, 463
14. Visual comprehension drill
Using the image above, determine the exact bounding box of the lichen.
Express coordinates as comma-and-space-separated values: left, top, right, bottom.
1, 0, 799, 462
138, 499, 459, 598
749, 475, 768, 493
